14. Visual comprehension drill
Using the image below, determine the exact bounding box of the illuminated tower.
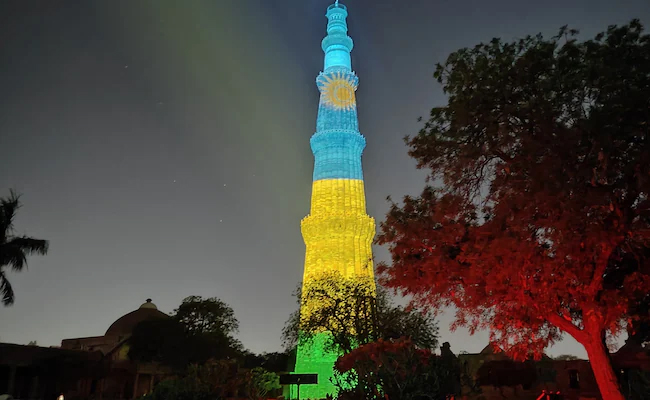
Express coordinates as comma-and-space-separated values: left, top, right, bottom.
293, 2, 375, 398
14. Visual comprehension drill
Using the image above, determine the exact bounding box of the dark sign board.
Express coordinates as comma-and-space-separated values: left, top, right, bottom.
280, 373, 318, 385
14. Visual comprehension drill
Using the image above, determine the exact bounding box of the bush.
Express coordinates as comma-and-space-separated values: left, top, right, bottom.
333, 338, 461, 400
141, 360, 280, 400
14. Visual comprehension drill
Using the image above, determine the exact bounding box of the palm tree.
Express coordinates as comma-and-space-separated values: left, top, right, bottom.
0, 190, 49, 305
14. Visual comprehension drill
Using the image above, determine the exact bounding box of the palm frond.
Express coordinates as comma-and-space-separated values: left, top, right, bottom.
7, 237, 49, 255
0, 270, 15, 306
0, 237, 48, 272
0, 190, 21, 241
0, 191, 48, 307
0, 245, 27, 272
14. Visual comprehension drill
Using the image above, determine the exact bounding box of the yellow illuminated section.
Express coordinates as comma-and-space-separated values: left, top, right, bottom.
299, 178, 375, 341
320, 72, 357, 110
295, 177, 375, 398
301, 179, 375, 282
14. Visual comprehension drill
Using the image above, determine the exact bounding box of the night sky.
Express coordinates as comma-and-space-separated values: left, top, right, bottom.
1, 0, 648, 358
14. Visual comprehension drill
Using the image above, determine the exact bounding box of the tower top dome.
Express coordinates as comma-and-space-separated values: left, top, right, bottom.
139, 298, 157, 309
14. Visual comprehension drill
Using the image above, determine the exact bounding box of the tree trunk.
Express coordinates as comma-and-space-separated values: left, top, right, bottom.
583, 336, 625, 400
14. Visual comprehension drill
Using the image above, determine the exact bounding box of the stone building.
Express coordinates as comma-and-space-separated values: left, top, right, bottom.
60, 299, 171, 400
455, 341, 650, 400
0, 299, 172, 400
62, 299, 167, 353
0, 343, 104, 400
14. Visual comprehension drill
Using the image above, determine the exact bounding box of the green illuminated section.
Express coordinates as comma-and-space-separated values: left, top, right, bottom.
291, 275, 376, 399
291, 333, 339, 399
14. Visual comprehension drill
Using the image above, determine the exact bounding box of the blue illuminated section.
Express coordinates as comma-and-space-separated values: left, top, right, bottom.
311, 68, 365, 181
311, 130, 365, 180
311, 2, 365, 182
322, 3, 353, 71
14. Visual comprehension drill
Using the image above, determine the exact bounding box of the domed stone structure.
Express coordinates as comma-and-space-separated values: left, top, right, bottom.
61, 299, 169, 353
105, 299, 168, 339
59, 299, 172, 399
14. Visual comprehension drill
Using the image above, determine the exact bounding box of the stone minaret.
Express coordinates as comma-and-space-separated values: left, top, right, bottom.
293, 2, 375, 398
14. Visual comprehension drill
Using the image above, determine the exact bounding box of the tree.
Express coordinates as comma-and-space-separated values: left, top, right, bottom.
622, 369, 650, 400
553, 354, 581, 361
174, 295, 239, 337
242, 351, 290, 373
129, 296, 243, 370
629, 294, 650, 347
174, 295, 243, 357
0, 190, 49, 305
142, 360, 280, 400
376, 21, 650, 400
334, 338, 460, 400
621, 247, 650, 346
129, 318, 188, 369
282, 272, 439, 355
248, 367, 281, 400
142, 359, 243, 400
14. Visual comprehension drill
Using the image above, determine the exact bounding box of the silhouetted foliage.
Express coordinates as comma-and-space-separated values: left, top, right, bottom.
618, 247, 650, 346
129, 296, 242, 371
141, 359, 280, 400
174, 295, 239, 336
333, 338, 461, 400
129, 318, 185, 366
621, 369, 650, 400
629, 294, 650, 346
282, 272, 439, 355
553, 354, 581, 361
241, 351, 290, 373
0, 190, 49, 305
377, 20, 650, 400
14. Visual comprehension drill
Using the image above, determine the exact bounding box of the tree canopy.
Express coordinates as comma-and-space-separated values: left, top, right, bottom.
174, 295, 239, 337
241, 351, 291, 373
553, 354, 581, 361
377, 20, 650, 400
129, 296, 242, 370
0, 190, 49, 305
141, 359, 281, 400
629, 294, 650, 346
282, 272, 439, 355
334, 338, 461, 400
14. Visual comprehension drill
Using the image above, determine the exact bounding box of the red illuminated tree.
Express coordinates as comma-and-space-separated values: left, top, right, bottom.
377, 21, 650, 400
334, 338, 460, 400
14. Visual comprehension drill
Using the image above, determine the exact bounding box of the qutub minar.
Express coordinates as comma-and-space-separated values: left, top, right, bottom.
292, 1, 375, 398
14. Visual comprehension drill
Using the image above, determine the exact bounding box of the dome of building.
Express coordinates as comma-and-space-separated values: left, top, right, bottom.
105, 299, 169, 338
138, 298, 158, 310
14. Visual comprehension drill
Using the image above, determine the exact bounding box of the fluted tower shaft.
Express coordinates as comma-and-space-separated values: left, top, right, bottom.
292, 3, 375, 399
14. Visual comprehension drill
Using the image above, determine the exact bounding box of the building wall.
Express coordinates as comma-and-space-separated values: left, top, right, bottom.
61, 336, 119, 354
459, 354, 650, 400
0, 343, 105, 400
